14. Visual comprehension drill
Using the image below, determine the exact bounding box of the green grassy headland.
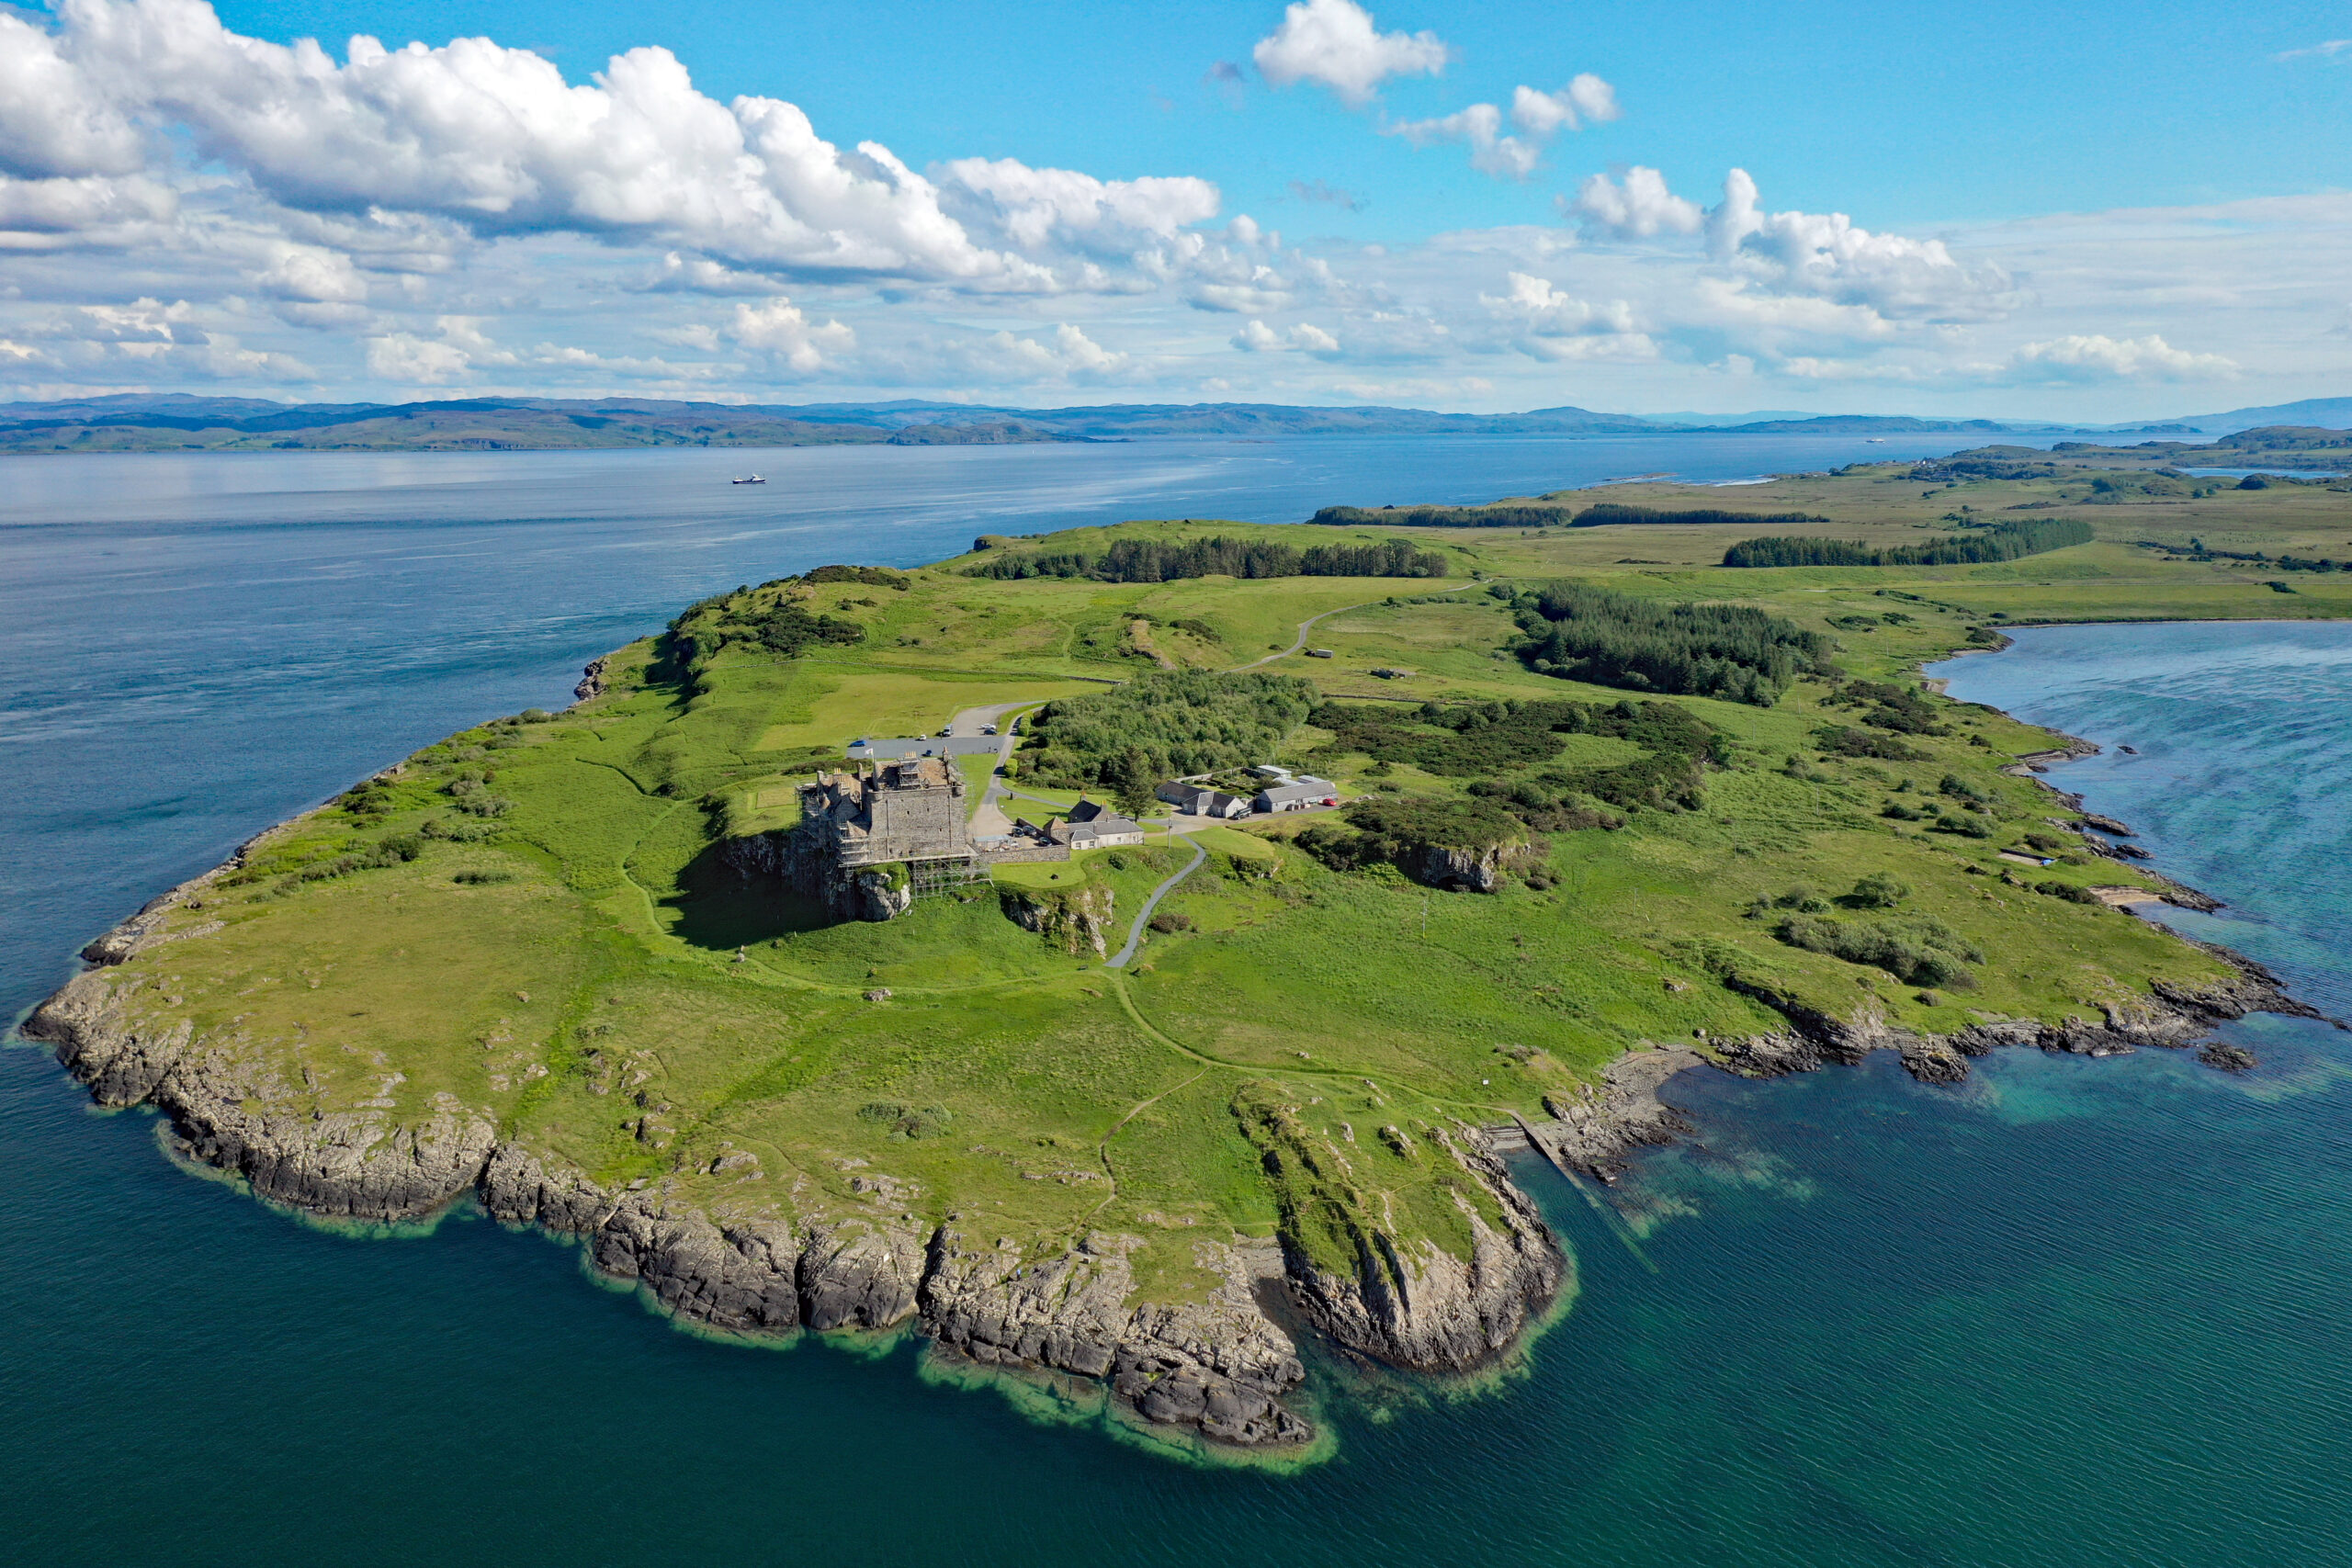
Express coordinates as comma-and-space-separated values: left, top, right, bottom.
78, 446, 2349, 1352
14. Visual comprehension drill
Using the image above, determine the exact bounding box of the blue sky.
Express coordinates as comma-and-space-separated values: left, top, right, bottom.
3, 0, 2349, 414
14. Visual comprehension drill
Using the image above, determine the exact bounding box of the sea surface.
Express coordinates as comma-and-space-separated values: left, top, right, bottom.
6, 442, 2349, 1565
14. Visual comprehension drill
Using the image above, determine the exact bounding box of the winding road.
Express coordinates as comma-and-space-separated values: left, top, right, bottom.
1104, 837, 1207, 968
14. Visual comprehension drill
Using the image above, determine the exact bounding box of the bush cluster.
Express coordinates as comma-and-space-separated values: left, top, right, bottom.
1819, 725, 1928, 761
799, 564, 910, 590
1774, 911, 1983, 987
1295, 795, 1526, 877
1826, 680, 1948, 736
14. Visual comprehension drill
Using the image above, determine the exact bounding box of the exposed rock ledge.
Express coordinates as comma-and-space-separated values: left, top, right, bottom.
1276, 1122, 1566, 1372
1510, 947, 2323, 1180
23, 897, 1571, 1450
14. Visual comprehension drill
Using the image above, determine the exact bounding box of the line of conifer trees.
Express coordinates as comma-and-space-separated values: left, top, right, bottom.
1721, 516, 2095, 568
968, 535, 1449, 582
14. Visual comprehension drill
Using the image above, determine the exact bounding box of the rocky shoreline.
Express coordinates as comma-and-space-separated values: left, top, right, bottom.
31, 838, 2297, 1448
1505, 728, 2331, 1181
22, 873, 1565, 1450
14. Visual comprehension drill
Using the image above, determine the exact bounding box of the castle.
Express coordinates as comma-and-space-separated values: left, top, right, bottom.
786, 757, 982, 919
801, 756, 971, 868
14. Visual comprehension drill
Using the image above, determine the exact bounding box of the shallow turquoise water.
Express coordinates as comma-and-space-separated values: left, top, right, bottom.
6, 462, 2350, 1562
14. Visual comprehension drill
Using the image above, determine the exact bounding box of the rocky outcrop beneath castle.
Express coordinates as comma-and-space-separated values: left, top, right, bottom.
723, 827, 913, 922
1000, 886, 1115, 956
1276, 1125, 1565, 1374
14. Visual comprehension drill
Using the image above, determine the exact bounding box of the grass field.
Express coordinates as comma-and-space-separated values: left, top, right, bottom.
90, 450, 2346, 1330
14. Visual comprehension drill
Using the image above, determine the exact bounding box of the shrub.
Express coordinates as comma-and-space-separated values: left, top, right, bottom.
1820, 725, 1928, 761
366, 833, 424, 867
1147, 911, 1193, 933
1828, 680, 1947, 735
336, 780, 397, 818
2036, 880, 2105, 906
857, 1101, 953, 1138
801, 564, 910, 589
1849, 872, 1910, 908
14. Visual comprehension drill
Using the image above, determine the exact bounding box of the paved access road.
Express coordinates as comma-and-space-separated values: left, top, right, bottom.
1104, 837, 1208, 969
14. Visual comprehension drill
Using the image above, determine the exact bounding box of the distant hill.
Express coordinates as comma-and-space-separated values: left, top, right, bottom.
2172, 397, 2352, 435
1706, 415, 2018, 436
0, 395, 1661, 453
0, 397, 1100, 454
2, 390, 2338, 453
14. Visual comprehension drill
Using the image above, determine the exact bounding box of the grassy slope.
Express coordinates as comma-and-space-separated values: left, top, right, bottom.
84, 470, 2344, 1307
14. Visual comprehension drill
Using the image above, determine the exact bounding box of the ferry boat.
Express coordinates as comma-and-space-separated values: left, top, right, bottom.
731, 474, 766, 484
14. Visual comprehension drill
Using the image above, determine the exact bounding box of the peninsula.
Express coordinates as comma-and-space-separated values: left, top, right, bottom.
28, 447, 2346, 1453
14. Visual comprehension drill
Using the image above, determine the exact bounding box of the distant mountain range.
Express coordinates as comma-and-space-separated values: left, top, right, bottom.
0, 390, 2331, 454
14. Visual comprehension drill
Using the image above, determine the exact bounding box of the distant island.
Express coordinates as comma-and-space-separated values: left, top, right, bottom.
27, 449, 2344, 1456
1, 390, 2339, 455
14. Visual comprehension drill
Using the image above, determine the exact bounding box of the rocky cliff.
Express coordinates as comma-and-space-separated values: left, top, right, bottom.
1273, 1122, 1566, 1373
25, 902, 1317, 1449
999, 886, 1115, 956
722, 828, 911, 921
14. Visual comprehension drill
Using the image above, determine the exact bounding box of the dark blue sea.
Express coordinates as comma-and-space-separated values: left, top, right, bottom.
6, 439, 2348, 1564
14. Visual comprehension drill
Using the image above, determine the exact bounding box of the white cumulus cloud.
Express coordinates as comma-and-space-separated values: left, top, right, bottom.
366, 332, 470, 383
1252, 0, 1450, 107
1230, 318, 1340, 355
729, 296, 854, 372
1390, 75, 1618, 182
1705, 168, 2014, 321
1476, 271, 1652, 361
1385, 104, 1541, 180
2006, 333, 2236, 382
5, 0, 1224, 295
1572, 166, 1702, 239
1510, 75, 1619, 137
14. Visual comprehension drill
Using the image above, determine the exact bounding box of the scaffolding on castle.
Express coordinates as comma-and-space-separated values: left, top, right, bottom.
906, 854, 989, 897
